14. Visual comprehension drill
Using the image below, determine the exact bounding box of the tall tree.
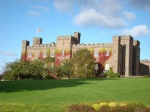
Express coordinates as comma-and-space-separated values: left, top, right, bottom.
60, 59, 72, 79
71, 48, 95, 78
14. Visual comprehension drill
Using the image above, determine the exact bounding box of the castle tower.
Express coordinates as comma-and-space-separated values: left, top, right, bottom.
121, 35, 133, 77
33, 37, 42, 47
74, 32, 81, 44
112, 36, 120, 73
133, 40, 140, 75
21, 40, 29, 60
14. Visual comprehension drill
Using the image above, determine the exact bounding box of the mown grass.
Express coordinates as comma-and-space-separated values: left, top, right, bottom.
0, 78, 150, 112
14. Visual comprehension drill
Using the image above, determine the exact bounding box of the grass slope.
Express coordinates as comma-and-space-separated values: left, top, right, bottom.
0, 78, 150, 112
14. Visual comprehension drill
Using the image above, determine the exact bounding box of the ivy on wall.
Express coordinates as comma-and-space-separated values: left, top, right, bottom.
21, 52, 26, 60
39, 50, 43, 59
98, 48, 112, 67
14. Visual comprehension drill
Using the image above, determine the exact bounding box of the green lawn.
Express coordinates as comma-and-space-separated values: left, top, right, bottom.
0, 78, 150, 112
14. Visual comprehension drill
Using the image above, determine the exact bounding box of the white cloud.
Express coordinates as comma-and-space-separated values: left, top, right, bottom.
0, 51, 17, 56
73, 0, 129, 28
26, 10, 40, 16
54, 0, 73, 12
53, 0, 144, 30
74, 8, 128, 28
123, 25, 150, 37
123, 11, 136, 20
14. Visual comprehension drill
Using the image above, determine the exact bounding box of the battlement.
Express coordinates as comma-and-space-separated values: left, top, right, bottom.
22, 40, 30, 46
57, 35, 74, 40
28, 42, 56, 48
113, 35, 133, 40
72, 43, 112, 48
133, 40, 140, 46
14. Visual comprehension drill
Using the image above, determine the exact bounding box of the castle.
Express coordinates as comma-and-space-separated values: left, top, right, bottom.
21, 32, 150, 77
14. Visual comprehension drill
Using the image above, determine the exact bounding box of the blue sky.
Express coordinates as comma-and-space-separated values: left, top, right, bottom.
0, 0, 150, 74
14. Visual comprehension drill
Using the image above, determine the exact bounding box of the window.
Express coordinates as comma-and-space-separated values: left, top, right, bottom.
51, 49, 55, 57
28, 52, 32, 57
106, 51, 109, 56
95, 64, 98, 70
43, 52, 47, 58
105, 64, 109, 70
35, 53, 39, 57
62, 50, 64, 56
94, 51, 98, 58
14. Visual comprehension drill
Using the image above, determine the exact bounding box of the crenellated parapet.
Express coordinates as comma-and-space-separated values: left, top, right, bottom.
133, 40, 140, 46
57, 35, 77, 41
27, 42, 56, 49
72, 43, 112, 48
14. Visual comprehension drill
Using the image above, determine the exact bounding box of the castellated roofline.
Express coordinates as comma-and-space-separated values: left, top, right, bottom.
72, 43, 112, 47
113, 35, 133, 39
133, 40, 140, 46
28, 43, 56, 48
57, 35, 74, 40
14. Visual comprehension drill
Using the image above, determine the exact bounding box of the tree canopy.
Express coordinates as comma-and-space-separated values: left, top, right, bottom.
2, 48, 96, 80
71, 48, 95, 78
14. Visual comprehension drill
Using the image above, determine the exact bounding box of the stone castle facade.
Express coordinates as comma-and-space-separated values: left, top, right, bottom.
21, 32, 150, 77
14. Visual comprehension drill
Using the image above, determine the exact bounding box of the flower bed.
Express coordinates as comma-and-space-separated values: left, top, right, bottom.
65, 101, 150, 112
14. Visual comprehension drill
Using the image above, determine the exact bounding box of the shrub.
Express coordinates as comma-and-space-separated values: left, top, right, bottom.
105, 68, 120, 78
66, 102, 150, 112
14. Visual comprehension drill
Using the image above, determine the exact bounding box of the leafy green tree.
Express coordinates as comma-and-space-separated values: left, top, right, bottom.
28, 59, 47, 79
43, 57, 56, 78
105, 67, 120, 78
2, 59, 49, 80
3, 59, 30, 80
60, 59, 72, 79
71, 48, 95, 78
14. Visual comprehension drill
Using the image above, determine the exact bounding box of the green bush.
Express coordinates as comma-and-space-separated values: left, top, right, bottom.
105, 68, 120, 78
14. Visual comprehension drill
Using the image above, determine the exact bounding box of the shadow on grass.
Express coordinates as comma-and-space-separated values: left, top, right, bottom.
0, 78, 119, 93
0, 79, 88, 93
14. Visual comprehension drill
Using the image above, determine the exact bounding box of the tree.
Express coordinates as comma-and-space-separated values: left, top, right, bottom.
2, 59, 30, 80
60, 59, 72, 79
2, 59, 49, 80
105, 68, 120, 78
71, 48, 95, 78
43, 57, 56, 78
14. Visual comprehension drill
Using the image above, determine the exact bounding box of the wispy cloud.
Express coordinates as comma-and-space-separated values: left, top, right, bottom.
123, 11, 136, 20
26, 5, 49, 16
31, 5, 49, 12
123, 25, 150, 37
26, 10, 40, 16
0, 51, 17, 56
54, 0, 73, 12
